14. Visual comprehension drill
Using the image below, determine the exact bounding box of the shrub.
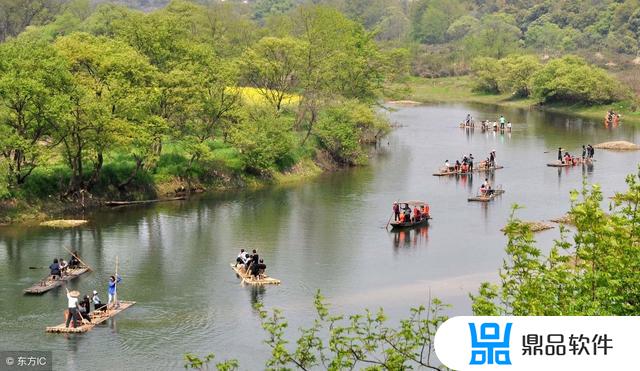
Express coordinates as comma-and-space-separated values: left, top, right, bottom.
470, 57, 500, 93
530, 55, 621, 104
314, 101, 389, 165
229, 110, 295, 175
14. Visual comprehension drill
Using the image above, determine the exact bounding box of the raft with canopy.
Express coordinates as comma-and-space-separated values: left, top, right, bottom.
390, 200, 431, 230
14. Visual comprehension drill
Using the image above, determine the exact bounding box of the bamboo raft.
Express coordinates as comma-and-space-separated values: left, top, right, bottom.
45, 301, 136, 333
24, 267, 90, 294
433, 165, 504, 176
230, 264, 281, 285
547, 159, 593, 167
468, 189, 505, 202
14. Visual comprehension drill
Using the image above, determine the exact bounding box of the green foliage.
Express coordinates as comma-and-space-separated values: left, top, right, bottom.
314, 101, 389, 165
0, 0, 395, 207
183, 353, 238, 371
410, 0, 465, 44
471, 54, 621, 104
471, 169, 640, 315
0, 38, 72, 185
240, 36, 304, 111
497, 55, 542, 97
470, 57, 501, 94
229, 110, 295, 175
462, 13, 522, 59
185, 290, 448, 370
530, 55, 621, 104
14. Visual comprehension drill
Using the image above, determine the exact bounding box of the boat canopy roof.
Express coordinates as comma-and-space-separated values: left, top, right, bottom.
398, 200, 427, 206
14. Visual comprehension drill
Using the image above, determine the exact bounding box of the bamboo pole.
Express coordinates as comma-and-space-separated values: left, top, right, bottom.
63, 246, 94, 272
113, 256, 119, 310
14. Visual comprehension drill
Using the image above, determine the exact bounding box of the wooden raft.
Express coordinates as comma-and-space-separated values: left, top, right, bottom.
433, 166, 504, 176
230, 264, 281, 285
45, 301, 136, 333
547, 159, 594, 167
24, 267, 90, 295
468, 189, 506, 202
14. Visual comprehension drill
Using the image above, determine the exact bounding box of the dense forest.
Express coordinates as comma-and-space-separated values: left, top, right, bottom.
0, 0, 638, 221
0, 0, 399, 220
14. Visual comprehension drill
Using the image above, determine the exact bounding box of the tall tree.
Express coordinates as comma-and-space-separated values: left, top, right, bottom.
0, 39, 71, 185
241, 36, 304, 112
54, 32, 156, 195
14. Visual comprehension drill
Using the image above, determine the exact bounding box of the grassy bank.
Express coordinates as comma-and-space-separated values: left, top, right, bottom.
388, 76, 640, 124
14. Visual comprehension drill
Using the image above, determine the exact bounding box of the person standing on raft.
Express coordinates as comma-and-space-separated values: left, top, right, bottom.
393, 201, 400, 221
49, 258, 61, 280
65, 288, 81, 328
108, 275, 122, 309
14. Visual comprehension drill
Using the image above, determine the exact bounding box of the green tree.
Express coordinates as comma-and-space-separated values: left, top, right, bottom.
472, 170, 640, 316
462, 13, 522, 58
497, 54, 541, 97
0, 39, 71, 186
410, 0, 465, 44
530, 55, 621, 104
54, 32, 156, 195
314, 101, 389, 165
470, 57, 500, 93
170, 45, 241, 181
240, 36, 304, 112
229, 108, 295, 175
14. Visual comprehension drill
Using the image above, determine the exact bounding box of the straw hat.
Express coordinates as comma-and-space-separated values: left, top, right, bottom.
69, 290, 80, 298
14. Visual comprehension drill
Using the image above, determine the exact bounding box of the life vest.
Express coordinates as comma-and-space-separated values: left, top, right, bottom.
423, 205, 430, 216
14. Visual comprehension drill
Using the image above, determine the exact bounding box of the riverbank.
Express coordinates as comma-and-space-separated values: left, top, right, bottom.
387, 76, 640, 124
0, 156, 329, 226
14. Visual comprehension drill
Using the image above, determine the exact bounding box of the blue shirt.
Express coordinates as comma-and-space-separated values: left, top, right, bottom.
108, 276, 121, 295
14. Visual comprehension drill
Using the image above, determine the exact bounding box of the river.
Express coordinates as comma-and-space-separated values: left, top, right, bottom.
1, 103, 640, 370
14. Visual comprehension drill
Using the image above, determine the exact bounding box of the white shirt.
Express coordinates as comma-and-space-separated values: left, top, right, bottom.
67, 293, 78, 308
238, 251, 249, 263
92, 294, 101, 304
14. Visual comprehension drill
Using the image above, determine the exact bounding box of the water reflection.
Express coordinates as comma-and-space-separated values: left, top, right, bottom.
390, 225, 429, 249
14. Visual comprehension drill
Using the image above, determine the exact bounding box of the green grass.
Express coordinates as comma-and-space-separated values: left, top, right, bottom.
388, 76, 640, 124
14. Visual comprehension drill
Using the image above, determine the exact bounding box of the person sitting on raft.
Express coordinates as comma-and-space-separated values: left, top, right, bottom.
251, 258, 267, 279
49, 258, 61, 280
461, 162, 469, 173
454, 160, 461, 172
412, 206, 421, 222
92, 290, 105, 312
422, 204, 430, 218
59, 259, 68, 276
235, 249, 250, 267
479, 184, 487, 196
79, 294, 92, 323
68, 251, 81, 269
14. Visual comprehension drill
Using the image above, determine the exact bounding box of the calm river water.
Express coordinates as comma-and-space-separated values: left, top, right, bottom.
2, 103, 640, 370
